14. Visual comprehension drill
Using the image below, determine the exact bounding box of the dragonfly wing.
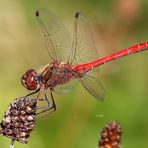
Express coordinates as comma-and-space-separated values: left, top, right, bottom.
68, 12, 99, 65
54, 79, 78, 94
77, 74, 105, 101
36, 9, 71, 62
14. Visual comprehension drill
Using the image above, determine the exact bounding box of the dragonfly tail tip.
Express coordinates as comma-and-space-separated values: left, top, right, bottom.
35, 10, 39, 17
75, 12, 79, 18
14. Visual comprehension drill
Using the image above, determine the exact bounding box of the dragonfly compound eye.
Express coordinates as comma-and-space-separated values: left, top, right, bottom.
21, 69, 39, 90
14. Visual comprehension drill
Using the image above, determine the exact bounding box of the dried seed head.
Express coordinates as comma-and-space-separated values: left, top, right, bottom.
99, 121, 122, 148
0, 97, 37, 144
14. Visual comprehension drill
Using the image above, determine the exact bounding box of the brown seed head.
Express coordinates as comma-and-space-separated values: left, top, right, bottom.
99, 121, 122, 148
0, 97, 37, 144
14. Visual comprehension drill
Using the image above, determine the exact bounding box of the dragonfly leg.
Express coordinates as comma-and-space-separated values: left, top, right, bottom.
36, 90, 51, 111
37, 92, 56, 115
44, 89, 50, 107
36, 109, 55, 120
50, 92, 56, 111
25, 88, 40, 98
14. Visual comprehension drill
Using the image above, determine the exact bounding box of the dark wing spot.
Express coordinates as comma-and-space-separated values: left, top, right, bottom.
35, 11, 39, 17
75, 12, 79, 18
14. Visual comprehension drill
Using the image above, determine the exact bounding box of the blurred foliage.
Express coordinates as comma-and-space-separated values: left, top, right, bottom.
0, 0, 148, 148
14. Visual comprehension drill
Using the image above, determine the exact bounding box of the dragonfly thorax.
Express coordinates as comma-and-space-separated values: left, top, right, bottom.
40, 61, 74, 89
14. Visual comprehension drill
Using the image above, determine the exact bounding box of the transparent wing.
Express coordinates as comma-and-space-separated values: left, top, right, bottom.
77, 73, 105, 101
54, 79, 78, 94
68, 12, 99, 65
36, 9, 71, 62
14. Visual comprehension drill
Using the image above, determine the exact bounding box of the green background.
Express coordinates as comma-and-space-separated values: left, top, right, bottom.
0, 0, 148, 147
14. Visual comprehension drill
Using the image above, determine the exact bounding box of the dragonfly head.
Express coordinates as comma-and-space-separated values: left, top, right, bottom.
21, 69, 39, 90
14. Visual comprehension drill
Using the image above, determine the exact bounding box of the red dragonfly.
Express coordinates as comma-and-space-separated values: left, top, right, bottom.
21, 9, 148, 113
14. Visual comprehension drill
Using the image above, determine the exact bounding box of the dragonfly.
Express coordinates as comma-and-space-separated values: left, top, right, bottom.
21, 9, 148, 114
